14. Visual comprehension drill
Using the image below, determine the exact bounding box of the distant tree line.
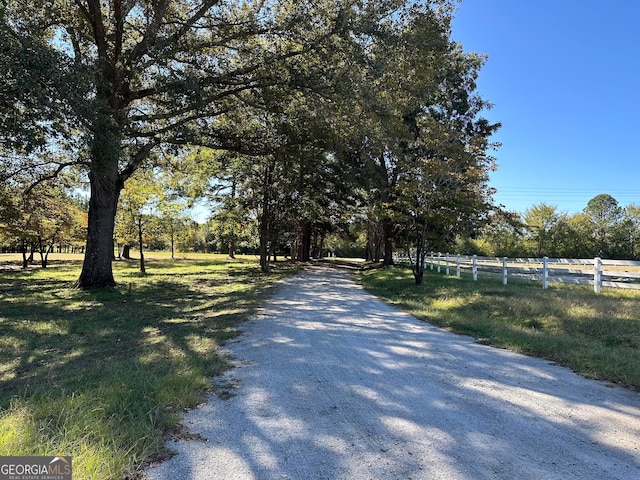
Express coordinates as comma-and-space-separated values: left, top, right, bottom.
457, 194, 640, 260
0, 179, 87, 268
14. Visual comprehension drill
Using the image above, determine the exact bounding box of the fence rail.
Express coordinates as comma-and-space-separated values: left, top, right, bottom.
393, 252, 640, 293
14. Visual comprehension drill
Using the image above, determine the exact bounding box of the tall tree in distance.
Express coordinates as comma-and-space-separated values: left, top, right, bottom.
351, 6, 500, 277
584, 194, 623, 257
347, 4, 500, 270
524, 203, 563, 257
397, 110, 498, 285
623, 204, 640, 259
0, 180, 85, 268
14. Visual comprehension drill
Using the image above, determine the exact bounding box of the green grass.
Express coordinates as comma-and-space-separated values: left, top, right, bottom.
359, 266, 640, 390
0, 253, 298, 479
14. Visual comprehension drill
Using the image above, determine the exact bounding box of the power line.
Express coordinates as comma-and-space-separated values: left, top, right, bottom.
493, 186, 639, 194
490, 186, 639, 213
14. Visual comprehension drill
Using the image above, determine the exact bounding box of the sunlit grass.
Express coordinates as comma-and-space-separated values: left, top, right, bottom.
0, 253, 297, 479
359, 266, 640, 389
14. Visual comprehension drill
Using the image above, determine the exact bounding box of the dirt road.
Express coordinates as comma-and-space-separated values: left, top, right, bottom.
146, 266, 640, 479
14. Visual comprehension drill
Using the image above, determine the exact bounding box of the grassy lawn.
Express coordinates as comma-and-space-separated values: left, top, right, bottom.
0, 253, 297, 479
359, 266, 640, 390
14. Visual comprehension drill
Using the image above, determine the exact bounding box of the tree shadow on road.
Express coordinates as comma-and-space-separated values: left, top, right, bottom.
148, 266, 640, 480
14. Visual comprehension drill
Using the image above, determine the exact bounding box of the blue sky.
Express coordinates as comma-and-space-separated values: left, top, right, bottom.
451, 0, 640, 215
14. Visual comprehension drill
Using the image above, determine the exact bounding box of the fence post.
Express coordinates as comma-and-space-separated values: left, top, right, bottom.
502, 257, 508, 285
542, 256, 549, 289
473, 255, 478, 281
430, 251, 434, 270
456, 254, 461, 277
437, 252, 441, 273
594, 257, 602, 294
445, 253, 450, 275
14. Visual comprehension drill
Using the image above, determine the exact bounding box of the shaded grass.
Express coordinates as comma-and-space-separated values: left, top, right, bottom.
359, 266, 640, 390
0, 254, 298, 479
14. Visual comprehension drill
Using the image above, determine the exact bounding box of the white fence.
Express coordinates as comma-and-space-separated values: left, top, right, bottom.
393, 252, 640, 293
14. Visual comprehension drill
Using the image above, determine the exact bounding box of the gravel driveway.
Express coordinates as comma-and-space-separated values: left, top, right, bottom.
146, 266, 640, 479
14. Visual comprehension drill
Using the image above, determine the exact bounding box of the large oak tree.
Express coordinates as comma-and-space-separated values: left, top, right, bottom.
2, 0, 366, 287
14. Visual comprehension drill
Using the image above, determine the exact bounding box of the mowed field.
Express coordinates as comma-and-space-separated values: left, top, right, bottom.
0, 252, 297, 479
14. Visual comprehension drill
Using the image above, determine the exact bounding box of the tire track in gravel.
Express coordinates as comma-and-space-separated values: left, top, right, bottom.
146, 266, 640, 480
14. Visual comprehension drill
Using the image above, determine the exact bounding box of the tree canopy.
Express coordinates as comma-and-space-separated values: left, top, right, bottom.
1, 0, 502, 286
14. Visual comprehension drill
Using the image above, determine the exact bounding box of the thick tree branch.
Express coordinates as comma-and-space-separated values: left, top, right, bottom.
118, 142, 158, 185
23, 161, 81, 195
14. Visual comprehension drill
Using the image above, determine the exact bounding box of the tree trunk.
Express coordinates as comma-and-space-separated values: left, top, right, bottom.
317, 232, 326, 259
537, 235, 542, 258
38, 243, 47, 268
597, 231, 606, 258
75, 185, 120, 287
21, 243, 28, 269
259, 189, 270, 273
138, 215, 145, 274
258, 162, 274, 273
297, 219, 312, 262
289, 237, 296, 260
228, 179, 236, 259
367, 220, 384, 262
37, 239, 45, 268
122, 244, 131, 259
412, 221, 428, 285
259, 215, 270, 273
75, 158, 121, 288
382, 219, 394, 266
